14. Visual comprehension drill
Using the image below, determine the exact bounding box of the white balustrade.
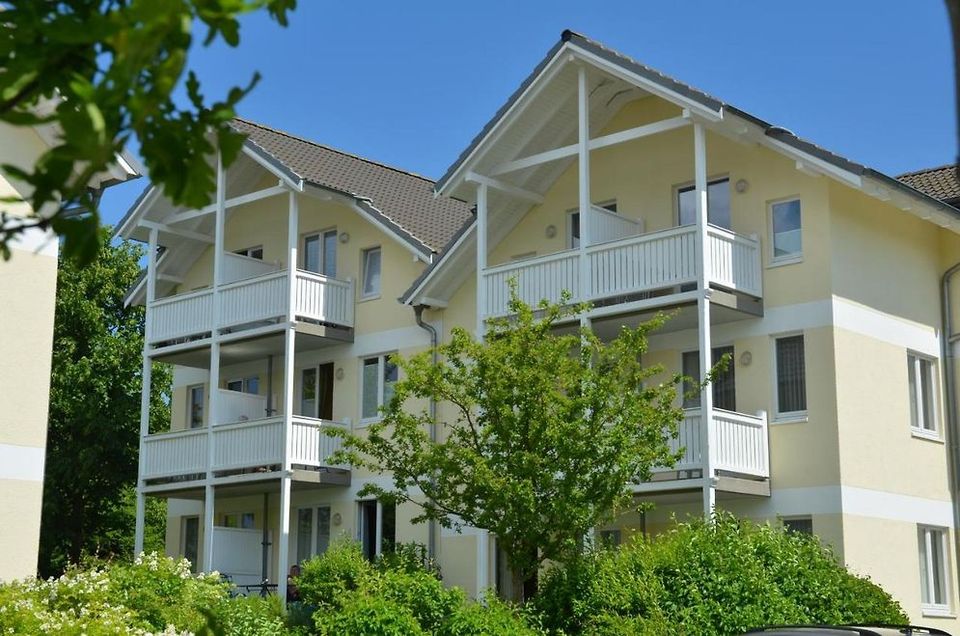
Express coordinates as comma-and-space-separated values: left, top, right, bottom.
149, 289, 213, 343
217, 271, 289, 328
294, 271, 355, 327
587, 225, 698, 300
218, 389, 269, 424
706, 226, 762, 297
586, 204, 642, 244
221, 252, 281, 284
212, 418, 285, 471
483, 251, 580, 318
289, 417, 349, 469
651, 409, 769, 478
141, 428, 208, 479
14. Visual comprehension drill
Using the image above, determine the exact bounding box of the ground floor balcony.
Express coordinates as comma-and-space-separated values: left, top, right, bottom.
637, 408, 770, 496
481, 224, 762, 320
141, 413, 349, 486
148, 252, 354, 349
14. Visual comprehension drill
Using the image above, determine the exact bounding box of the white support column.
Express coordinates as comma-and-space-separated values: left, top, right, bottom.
134, 227, 159, 557
693, 122, 716, 517
203, 150, 227, 572
474, 181, 490, 597
277, 190, 298, 605
577, 64, 591, 310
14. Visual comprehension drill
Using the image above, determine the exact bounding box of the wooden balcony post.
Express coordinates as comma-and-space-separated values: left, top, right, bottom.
693, 122, 716, 517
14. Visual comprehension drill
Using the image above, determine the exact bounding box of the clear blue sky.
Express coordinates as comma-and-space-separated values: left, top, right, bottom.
100, 0, 957, 227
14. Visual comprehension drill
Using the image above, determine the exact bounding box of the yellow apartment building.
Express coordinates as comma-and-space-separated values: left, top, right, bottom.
119, 32, 960, 626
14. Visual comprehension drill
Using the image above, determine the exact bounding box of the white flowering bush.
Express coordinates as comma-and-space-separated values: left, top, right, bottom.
0, 553, 229, 635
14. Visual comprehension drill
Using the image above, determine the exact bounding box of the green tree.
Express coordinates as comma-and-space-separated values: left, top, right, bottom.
40, 226, 171, 576
0, 0, 295, 263
338, 291, 687, 599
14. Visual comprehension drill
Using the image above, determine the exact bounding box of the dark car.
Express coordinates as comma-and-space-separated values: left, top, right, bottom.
742, 626, 952, 635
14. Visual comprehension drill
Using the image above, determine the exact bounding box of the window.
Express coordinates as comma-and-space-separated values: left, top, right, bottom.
234, 246, 263, 260
919, 526, 950, 613
568, 200, 618, 249
221, 512, 255, 529
361, 247, 382, 298
682, 346, 736, 411
770, 199, 802, 263
783, 517, 813, 536
775, 335, 807, 418
300, 363, 334, 420
361, 355, 397, 421
182, 516, 200, 572
226, 376, 259, 394
297, 506, 332, 564
678, 178, 730, 229
188, 385, 204, 429
908, 354, 938, 436
303, 229, 337, 276
359, 500, 396, 561
598, 529, 622, 547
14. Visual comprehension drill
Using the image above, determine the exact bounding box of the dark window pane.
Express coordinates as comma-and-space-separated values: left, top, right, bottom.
381, 503, 396, 553
301, 368, 317, 417
678, 179, 730, 229
316, 506, 331, 555
772, 200, 802, 258
303, 235, 320, 273
323, 230, 337, 277
776, 335, 806, 413
682, 347, 735, 411
784, 517, 813, 535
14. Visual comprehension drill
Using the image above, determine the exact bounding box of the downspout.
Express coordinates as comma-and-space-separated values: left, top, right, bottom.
942, 261, 960, 577
413, 304, 439, 561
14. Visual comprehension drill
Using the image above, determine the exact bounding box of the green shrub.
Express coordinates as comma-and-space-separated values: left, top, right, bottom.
214, 594, 292, 636
313, 594, 426, 635
439, 594, 543, 636
535, 513, 908, 635
373, 568, 463, 632
296, 540, 375, 609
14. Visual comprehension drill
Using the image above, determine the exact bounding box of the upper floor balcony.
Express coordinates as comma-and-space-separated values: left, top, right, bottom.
148, 251, 354, 349
482, 209, 762, 320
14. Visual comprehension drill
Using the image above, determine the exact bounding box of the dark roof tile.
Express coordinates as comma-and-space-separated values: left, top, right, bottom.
897, 164, 960, 204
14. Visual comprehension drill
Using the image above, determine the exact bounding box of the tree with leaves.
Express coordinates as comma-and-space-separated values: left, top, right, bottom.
40, 226, 171, 576
0, 0, 295, 262
337, 290, 690, 600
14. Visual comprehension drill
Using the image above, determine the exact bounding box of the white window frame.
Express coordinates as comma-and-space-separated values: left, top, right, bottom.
296, 505, 332, 564
233, 245, 264, 260
908, 352, 940, 440
187, 384, 204, 429
302, 227, 338, 276
220, 512, 255, 529
181, 516, 200, 573
772, 332, 808, 423
358, 499, 396, 560
782, 516, 814, 536
359, 353, 397, 424
918, 525, 952, 616
674, 176, 731, 229
225, 376, 259, 394
566, 199, 618, 249
360, 246, 382, 300
767, 196, 803, 267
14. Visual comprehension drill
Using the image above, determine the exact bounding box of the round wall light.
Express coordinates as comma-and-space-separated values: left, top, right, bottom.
739, 351, 753, 367
735, 178, 750, 194
332, 512, 342, 526
335, 367, 345, 381
339, 231, 350, 244
545, 224, 557, 238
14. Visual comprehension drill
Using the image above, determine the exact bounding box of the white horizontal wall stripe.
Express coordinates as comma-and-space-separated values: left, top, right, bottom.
647, 295, 941, 357
755, 485, 955, 528
0, 443, 45, 483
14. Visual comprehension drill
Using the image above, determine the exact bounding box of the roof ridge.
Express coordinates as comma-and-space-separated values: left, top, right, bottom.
231, 117, 439, 185
896, 163, 958, 179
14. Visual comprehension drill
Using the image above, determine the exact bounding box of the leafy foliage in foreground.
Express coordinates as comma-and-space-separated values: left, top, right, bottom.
534, 513, 908, 635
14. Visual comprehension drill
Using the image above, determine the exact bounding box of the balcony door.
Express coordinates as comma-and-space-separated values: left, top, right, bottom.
303, 229, 337, 277
300, 363, 334, 420
682, 346, 736, 411
677, 178, 731, 230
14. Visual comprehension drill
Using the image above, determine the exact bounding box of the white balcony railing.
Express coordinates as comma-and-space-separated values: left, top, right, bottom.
147, 260, 355, 345
651, 409, 769, 479
481, 224, 762, 318
218, 389, 269, 424
140, 416, 349, 480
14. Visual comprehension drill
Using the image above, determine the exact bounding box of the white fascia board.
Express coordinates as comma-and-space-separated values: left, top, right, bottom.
761, 136, 862, 188
404, 222, 476, 306
437, 46, 572, 197
241, 144, 303, 191
115, 185, 161, 240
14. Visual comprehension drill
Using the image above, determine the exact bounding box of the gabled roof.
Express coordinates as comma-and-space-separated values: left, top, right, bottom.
897, 164, 960, 205
231, 119, 472, 253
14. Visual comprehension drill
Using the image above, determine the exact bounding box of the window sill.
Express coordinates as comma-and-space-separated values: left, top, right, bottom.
771, 413, 808, 425
911, 428, 944, 444
767, 256, 803, 269
358, 294, 381, 303
921, 605, 954, 618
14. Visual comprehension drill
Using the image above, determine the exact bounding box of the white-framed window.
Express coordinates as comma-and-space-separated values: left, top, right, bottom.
567, 200, 618, 249
359, 500, 396, 561
303, 228, 337, 276
299, 363, 335, 420
188, 385, 204, 429
361, 354, 398, 421
769, 198, 802, 264
234, 245, 264, 260
677, 178, 731, 229
226, 376, 259, 394
361, 246, 382, 299
908, 353, 939, 437
682, 346, 736, 411
919, 525, 951, 615
598, 529, 622, 547
774, 334, 807, 420
296, 506, 332, 564
783, 517, 813, 536
220, 512, 255, 529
